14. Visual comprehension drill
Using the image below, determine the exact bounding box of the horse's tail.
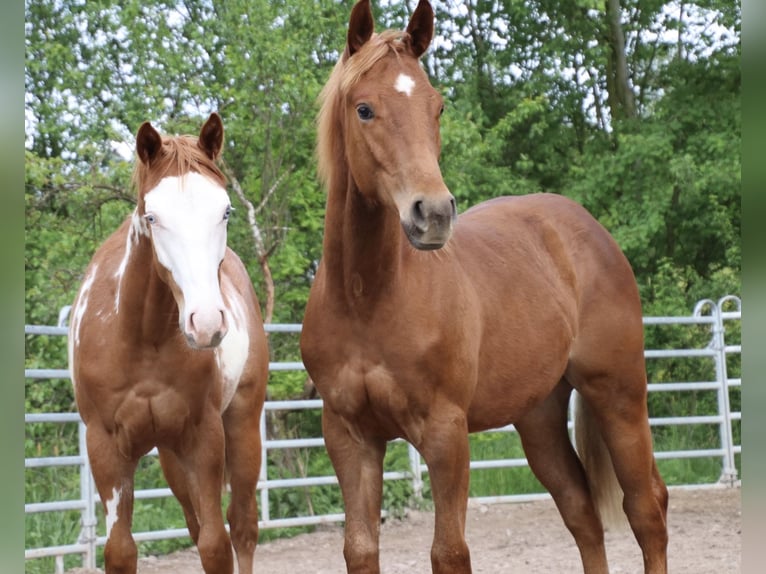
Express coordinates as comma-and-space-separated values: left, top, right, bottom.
573, 391, 628, 531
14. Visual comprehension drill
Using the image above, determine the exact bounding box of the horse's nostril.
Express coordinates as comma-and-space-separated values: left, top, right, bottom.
411, 200, 428, 230
413, 200, 425, 220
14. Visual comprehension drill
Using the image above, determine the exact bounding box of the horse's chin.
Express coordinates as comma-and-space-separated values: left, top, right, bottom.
402, 224, 452, 251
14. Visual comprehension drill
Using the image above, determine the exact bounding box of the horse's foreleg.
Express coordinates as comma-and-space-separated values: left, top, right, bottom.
418, 408, 472, 574
184, 409, 234, 574
515, 380, 609, 574
222, 391, 263, 574
86, 426, 139, 574
323, 408, 386, 574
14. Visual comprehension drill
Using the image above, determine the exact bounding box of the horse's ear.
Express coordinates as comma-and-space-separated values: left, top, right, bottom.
136, 121, 162, 165
198, 112, 224, 160
406, 0, 434, 58
347, 0, 374, 57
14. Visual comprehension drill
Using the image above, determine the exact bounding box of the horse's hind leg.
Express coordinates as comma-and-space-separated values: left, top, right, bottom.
515, 379, 609, 574
574, 368, 668, 574
222, 390, 263, 574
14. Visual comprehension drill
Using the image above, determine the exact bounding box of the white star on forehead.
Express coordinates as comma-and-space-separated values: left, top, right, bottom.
395, 73, 416, 97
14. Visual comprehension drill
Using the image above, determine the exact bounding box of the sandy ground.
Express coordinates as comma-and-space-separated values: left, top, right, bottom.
67, 486, 741, 573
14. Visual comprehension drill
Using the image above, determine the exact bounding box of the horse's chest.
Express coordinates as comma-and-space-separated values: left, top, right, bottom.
312, 350, 428, 443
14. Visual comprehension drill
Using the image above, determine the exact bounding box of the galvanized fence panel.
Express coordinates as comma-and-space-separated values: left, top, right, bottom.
24, 296, 741, 571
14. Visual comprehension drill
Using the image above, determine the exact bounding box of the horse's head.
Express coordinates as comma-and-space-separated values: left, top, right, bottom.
329, 0, 456, 250
135, 113, 230, 349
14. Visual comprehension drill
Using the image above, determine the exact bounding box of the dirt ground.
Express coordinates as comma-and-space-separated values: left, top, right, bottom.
68, 486, 741, 573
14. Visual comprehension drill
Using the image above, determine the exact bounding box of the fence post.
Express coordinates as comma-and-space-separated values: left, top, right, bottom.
77, 419, 98, 569
695, 299, 737, 486
408, 443, 423, 502
259, 406, 270, 524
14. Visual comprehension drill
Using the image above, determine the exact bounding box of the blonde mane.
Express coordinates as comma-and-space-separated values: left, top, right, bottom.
132, 134, 226, 201
316, 30, 413, 193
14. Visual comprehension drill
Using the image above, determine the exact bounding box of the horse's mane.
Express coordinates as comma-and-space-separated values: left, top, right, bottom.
132, 134, 226, 198
316, 30, 412, 193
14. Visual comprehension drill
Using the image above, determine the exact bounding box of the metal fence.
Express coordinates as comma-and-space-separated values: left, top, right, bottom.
25, 296, 741, 572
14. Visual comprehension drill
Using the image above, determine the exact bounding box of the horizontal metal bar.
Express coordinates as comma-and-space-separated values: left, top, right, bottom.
646, 382, 720, 392
654, 449, 725, 459
260, 475, 340, 489
25, 543, 89, 560
25, 499, 87, 513
469, 492, 552, 505
25, 325, 69, 336
268, 361, 305, 371
260, 470, 409, 490
264, 437, 325, 449
469, 458, 528, 470
643, 316, 714, 325
25, 369, 71, 379
644, 349, 716, 359
25, 456, 85, 468
263, 323, 302, 333
135, 488, 173, 500
649, 415, 722, 426
264, 399, 323, 410
260, 512, 347, 529
25, 412, 81, 423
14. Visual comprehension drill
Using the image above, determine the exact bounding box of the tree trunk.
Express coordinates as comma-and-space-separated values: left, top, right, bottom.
604, 0, 636, 121
220, 160, 282, 326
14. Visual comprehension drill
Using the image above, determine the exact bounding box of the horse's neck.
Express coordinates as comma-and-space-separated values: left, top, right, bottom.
321, 176, 402, 305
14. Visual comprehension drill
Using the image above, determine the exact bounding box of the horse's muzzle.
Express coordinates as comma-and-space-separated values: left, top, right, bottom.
402, 194, 457, 250
184, 308, 228, 349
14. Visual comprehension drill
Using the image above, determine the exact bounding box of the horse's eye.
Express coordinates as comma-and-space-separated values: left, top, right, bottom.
145, 213, 157, 225
439, 105, 445, 117
223, 206, 232, 221
356, 104, 375, 121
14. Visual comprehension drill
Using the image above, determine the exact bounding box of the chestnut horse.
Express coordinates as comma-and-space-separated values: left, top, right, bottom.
300, 1, 668, 573
68, 113, 268, 574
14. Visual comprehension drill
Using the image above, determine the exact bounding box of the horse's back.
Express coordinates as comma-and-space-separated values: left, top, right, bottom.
456, 193, 640, 311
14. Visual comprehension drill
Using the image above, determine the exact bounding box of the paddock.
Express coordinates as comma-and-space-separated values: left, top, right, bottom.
72, 487, 742, 574
25, 296, 741, 573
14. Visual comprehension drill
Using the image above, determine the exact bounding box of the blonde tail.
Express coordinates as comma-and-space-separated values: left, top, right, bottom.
573, 392, 627, 531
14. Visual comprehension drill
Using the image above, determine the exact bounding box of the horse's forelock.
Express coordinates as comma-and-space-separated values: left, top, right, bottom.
133, 133, 226, 208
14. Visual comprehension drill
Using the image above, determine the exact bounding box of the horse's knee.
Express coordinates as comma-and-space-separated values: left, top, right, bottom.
103, 530, 138, 574
197, 526, 233, 574
343, 528, 380, 573
431, 539, 471, 574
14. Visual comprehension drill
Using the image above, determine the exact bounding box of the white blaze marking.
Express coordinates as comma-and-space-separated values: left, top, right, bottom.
143, 172, 230, 335
395, 73, 415, 97
105, 487, 121, 540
